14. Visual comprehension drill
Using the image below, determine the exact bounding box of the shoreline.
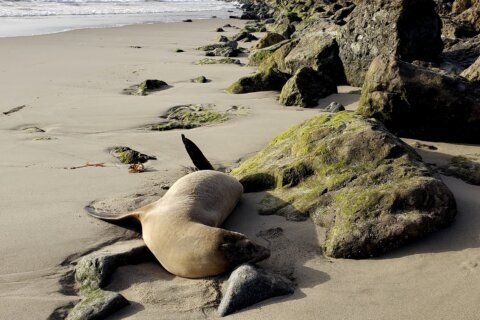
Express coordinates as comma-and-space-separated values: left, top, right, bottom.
0, 6, 242, 38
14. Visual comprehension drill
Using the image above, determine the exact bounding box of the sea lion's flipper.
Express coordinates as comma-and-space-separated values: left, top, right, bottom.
181, 134, 214, 171
85, 203, 141, 221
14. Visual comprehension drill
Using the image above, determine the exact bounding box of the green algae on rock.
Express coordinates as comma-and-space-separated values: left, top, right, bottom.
227, 68, 290, 94
441, 155, 480, 186
196, 58, 241, 65
231, 112, 457, 258
149, 104, 228, 131
123, 79, 169, 96
111, 147, 156, 164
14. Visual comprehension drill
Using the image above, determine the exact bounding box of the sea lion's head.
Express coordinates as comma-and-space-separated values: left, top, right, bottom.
219, 231, 270, 267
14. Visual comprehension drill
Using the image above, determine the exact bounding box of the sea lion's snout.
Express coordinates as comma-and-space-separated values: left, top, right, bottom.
220, 233, 271, 267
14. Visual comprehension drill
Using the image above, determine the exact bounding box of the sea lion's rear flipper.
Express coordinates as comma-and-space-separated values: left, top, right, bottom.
181, 134, 214, 171
85, 203, 143, 232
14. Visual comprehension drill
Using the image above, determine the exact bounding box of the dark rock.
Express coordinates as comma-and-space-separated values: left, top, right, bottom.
197, 41, 238, 51
175, 48, 185, 53
248, 39, 292, 66
338, 0, 443, 86
279, 67, 337, 108
216, 28, 225, 32
182, 19, 193, 22
231, 112, 457, 258
323, 101, 345, 113
232, 31, 258, 42
217, 264, 294, 317
227, 67, 290, 94
212, 46, 240, 57
217, 35, 229, 42
66, 291, 128, 320
443, 35, 480, 70
191, 76, 209, 83
252, 32, 286, 50
111, 147, 156, 164
123, 79, 169, 96
205, 51, 215, 57
358, 55, 480, 143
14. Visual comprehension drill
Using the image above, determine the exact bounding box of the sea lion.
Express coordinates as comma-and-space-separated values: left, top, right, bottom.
86, 170, 270, 278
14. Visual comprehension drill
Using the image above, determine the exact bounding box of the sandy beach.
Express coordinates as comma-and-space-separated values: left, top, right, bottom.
0, 18, 479, 320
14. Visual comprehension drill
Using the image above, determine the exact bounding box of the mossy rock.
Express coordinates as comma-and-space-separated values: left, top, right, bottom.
196, 58, 241, 65
111, 147, 156, 164
441, 155, 480, 185
231, 112, 457, 258
248, 39, 291, 66
227, 68, 290, 94
123, 79, 169, 96
149, 104, 228, 131
191, 76, 209, 83
252, 32, 286, 50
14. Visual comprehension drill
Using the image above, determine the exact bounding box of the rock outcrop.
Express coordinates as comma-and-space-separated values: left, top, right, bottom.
461, 56, 480, 83
357, 55, 480, 143
338, 0, 443, 86
231, 112, 457, 258
227, 68, 290, 94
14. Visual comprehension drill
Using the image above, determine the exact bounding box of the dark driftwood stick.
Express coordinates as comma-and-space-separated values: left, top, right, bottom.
181, 134, 214, 170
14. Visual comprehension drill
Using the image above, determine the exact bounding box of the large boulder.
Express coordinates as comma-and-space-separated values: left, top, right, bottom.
357, 55, 480, 143
452, 0, 480, 33
231, 112, 457, 258
338, 0, 443, 86
284, 32, 346, 84
279, 67, 337, 107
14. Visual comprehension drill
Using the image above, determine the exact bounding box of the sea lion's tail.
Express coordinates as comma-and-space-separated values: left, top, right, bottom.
181, 134, 214, 171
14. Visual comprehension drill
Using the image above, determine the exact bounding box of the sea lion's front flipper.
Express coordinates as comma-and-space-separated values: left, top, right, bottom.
181, 134, 214, 171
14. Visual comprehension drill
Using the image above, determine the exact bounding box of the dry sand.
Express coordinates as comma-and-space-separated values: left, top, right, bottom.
0, 19, 479, 320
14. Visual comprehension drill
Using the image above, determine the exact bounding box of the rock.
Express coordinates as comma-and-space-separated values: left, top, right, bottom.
22, 126, 45, 133
279, 67, 337, 108
285, 33, 346, 84
243, 21, 267, 33
217, 35, 229, 42
111, 147, 156, 164
205, 51, 215, 57
358, 55, 480, 143
454, 1, 480, 33
270, 15, 296, 38
252, 32, 286, 50
323, 101, 345, 113
123, 79, 169, 96
461, 56, 480, 83
191, 76, 209, 83
338, 0, 443, 86
231, 112, 457, 258
257, 40, 299, 73
248, 39, 292, 66
443, 35, 480, 70
67, 240, 151, 320
175, 49, 185, 53
182, 19, 192, 22
212, 46, 239, 57
227, 67, 290, 94
217, 264, 294, 317
66, 290, 128, 320
216, 28, 225, 32
149, 104, 228, 131
196, 58, 241, 65
197, 41, 238, 51
232, 31, 258, 42
440, 155, 480, 185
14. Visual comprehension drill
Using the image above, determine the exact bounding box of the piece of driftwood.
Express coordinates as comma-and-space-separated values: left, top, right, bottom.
181, 134, 214, 170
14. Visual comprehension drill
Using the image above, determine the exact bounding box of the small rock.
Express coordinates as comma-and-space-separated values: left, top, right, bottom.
217, 264, 294, 317
323, 102, 345, 113
182, 19, 192, 22
123, 79, 169, 96
413, 142, 438, 150
175, 49, 185, 53
216, 28, 225, 32
23, 126, 45, 133
205, 51, 215, 57
217, 35, 229, 42
191, 76, 209, 83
